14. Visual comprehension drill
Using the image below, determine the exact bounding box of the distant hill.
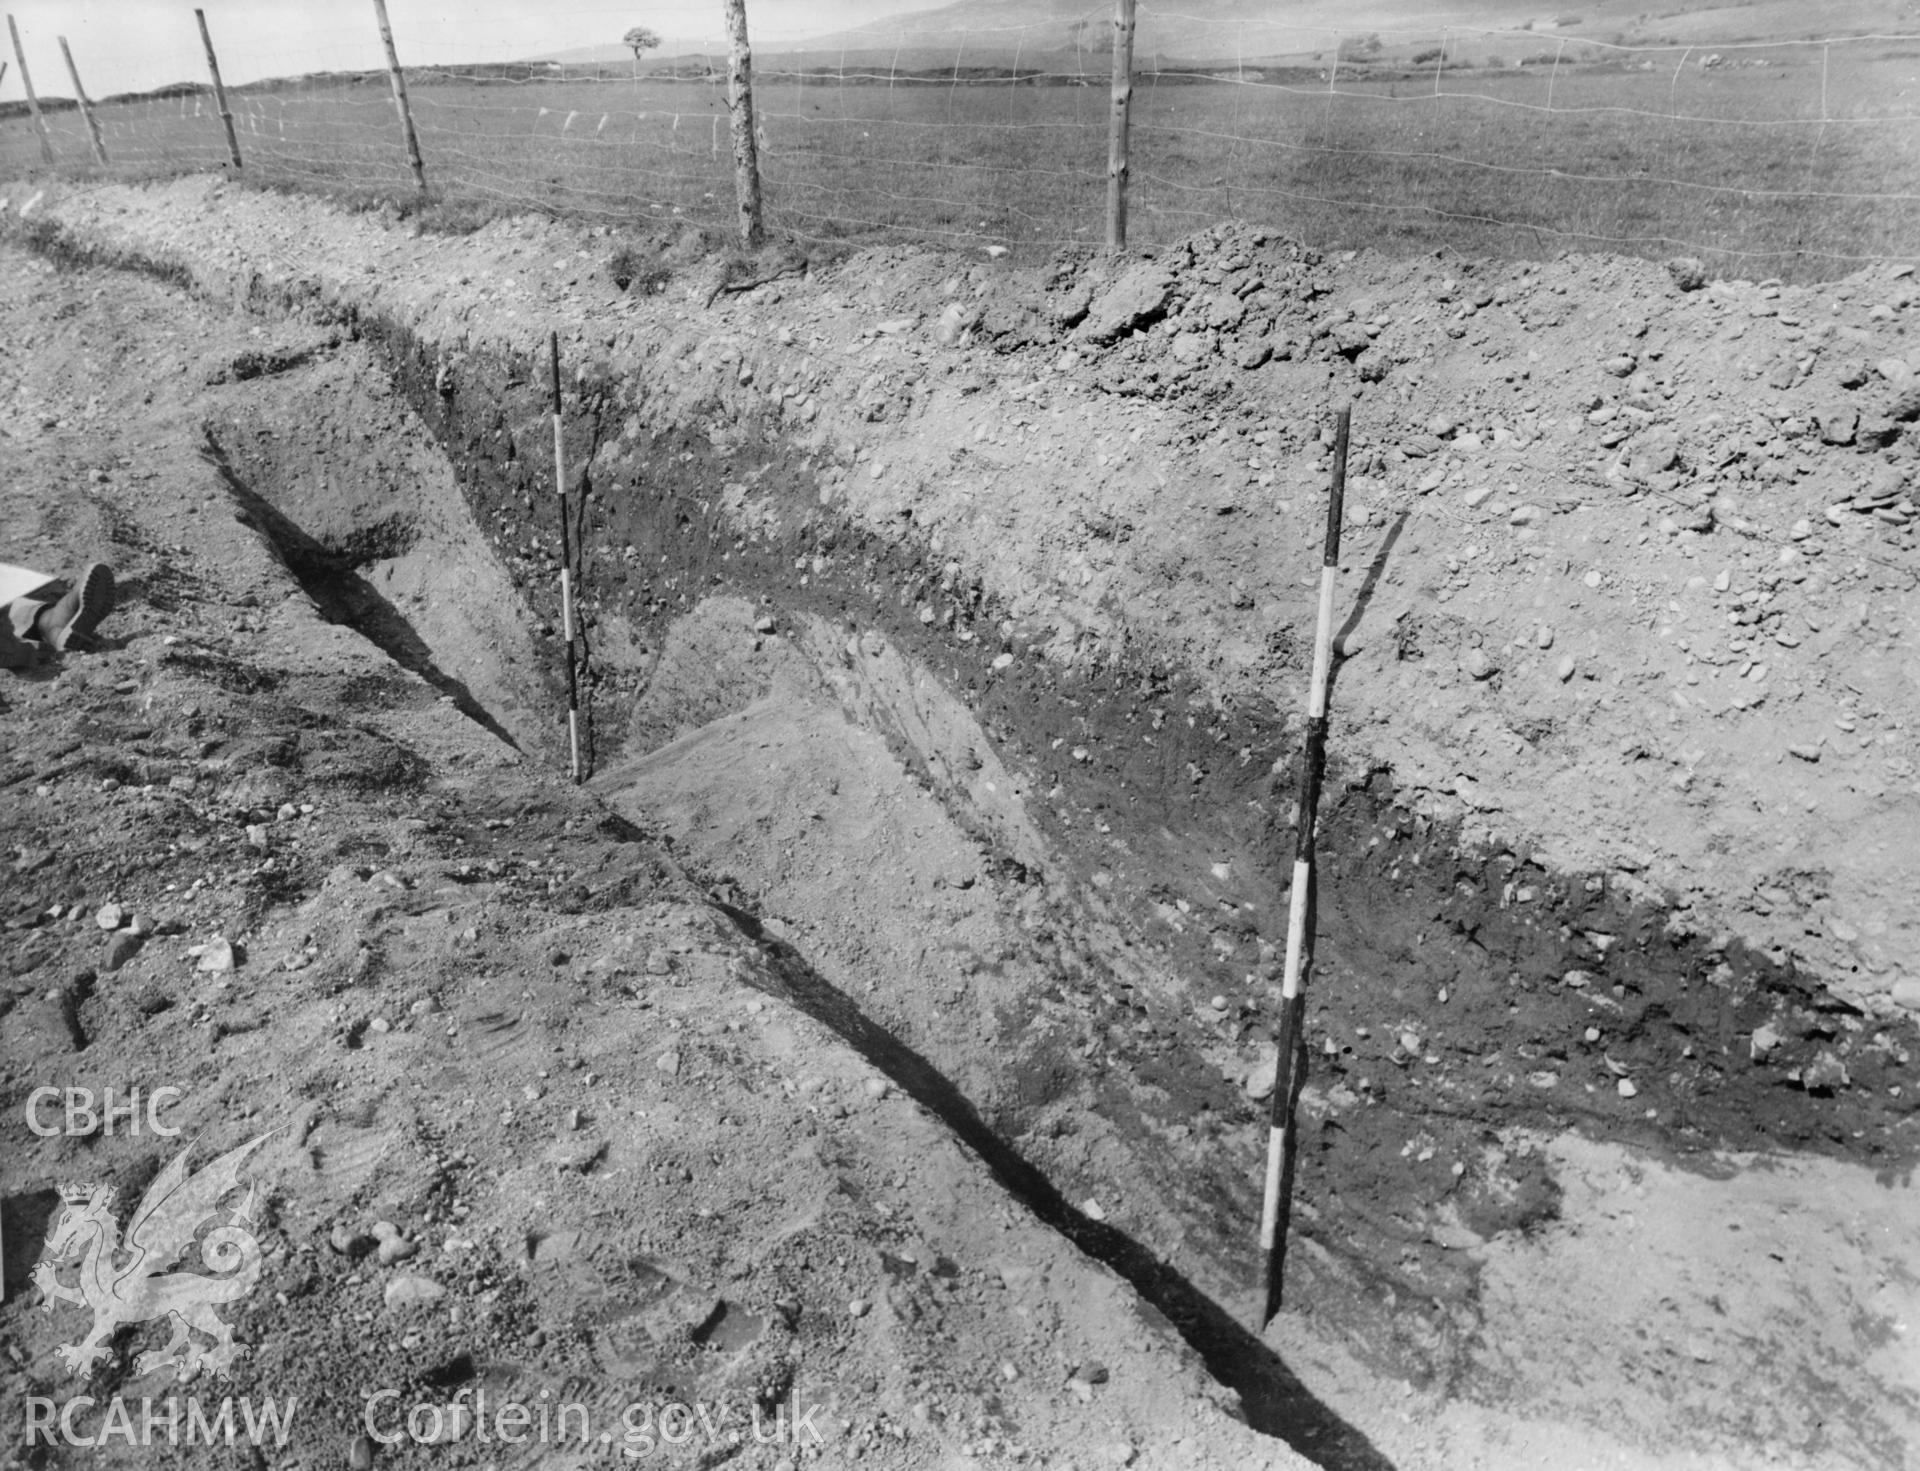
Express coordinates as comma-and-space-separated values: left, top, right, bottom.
523, 0, 1915, 75
791, 0, 1919, 66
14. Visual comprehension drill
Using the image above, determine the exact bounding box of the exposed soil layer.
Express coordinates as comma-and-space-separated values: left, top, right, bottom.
168, 218, 1919, 1255
4, 180, 1920, 1471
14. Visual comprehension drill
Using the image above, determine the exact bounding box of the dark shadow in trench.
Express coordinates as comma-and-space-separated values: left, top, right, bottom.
197, 430, 522, 753
708, 896, 1398, 1471
1330, 509, 1408, 697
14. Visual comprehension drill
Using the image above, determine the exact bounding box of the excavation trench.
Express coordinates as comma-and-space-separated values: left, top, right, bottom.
198, 428, 523, 752
156, 257, 1917, 1464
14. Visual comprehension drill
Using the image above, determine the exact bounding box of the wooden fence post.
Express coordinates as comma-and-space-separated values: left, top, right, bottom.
195, 9, 243, 170
1105, 0, 1136, 253
6, 15, 53, 165
370, 0, 428, 194
723, 0, 764, 248
57, 37, 106, 165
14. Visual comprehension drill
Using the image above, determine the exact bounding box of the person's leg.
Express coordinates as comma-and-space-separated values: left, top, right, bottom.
1, 601, 42, 669
29, 563, 115, 651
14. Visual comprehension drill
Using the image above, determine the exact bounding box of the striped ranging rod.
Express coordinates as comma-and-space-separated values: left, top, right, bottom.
1260, 402, 1350, 1327
549, 331, 584, 784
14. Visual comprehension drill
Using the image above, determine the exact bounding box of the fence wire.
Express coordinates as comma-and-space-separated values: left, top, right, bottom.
2, 7, 1918, 280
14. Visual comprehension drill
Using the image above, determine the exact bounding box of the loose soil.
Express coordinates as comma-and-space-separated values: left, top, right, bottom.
1, 176, 1917, 1471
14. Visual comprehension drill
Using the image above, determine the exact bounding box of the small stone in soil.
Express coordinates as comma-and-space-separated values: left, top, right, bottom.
383, 1275, 446, 1309
196, 937, 236, 973
1803, 1051, 1850, 1092
1244, 1055, 1277, 1101
103, 931, 143, 972
376, 1235, 418, 1266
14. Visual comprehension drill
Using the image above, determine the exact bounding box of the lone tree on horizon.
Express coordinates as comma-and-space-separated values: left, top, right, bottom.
623, 25, 661, 63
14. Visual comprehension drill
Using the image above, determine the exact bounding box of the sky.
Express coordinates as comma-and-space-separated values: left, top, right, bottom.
0, 0, 953, 98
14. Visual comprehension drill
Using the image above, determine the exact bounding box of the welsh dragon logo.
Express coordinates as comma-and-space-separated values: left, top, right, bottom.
33, 1134, 271, 1382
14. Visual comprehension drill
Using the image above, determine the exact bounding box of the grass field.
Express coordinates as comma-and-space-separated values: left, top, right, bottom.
4, 44, 1917, 280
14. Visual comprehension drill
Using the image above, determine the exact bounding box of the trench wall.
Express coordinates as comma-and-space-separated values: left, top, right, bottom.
355, 292, 1913, 1385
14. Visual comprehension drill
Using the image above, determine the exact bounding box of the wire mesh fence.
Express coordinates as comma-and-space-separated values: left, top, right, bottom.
3, 5, 1918, 281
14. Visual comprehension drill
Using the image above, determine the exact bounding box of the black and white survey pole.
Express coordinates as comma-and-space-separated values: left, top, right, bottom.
1260, 402, 1349, 1327
550, 331, 583, 784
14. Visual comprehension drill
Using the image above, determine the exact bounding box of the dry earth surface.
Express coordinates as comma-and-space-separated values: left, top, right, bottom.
1, 175, 1918, 1471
